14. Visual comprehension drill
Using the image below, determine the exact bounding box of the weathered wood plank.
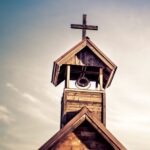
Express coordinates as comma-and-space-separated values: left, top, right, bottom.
66, 65, 70, 88
61, 89, 105, 126
99, 68, 104, 90
102, 92, 106, 126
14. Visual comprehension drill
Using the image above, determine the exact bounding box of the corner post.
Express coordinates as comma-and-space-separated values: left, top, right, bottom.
102, 92, 106, 126
66, 65, 70, 88
99, 68, 103, 90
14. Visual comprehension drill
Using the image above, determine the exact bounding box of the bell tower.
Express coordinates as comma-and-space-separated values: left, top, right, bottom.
39, 14, 126, 150
51, 14, 117, 128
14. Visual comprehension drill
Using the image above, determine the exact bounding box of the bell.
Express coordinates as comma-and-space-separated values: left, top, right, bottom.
76, 76, 90, 87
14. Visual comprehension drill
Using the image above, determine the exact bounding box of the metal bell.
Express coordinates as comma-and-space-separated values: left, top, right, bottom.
76, 76, 90, 87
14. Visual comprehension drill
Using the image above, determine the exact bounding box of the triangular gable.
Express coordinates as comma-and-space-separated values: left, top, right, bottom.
39, 107, 126, 150
51, 38, 117, 88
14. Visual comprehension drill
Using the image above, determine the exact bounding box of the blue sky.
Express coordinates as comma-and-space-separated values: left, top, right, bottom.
1, 0, 150, 149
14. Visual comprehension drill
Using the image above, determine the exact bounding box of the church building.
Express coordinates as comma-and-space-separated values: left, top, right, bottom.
39, 14, 126, 150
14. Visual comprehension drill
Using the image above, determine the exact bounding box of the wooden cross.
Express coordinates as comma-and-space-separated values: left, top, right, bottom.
71, 14, 98, 40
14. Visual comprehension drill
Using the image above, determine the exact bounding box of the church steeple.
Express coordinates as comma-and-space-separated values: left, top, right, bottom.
39, 14, 126, 150
51, 15, 117, 127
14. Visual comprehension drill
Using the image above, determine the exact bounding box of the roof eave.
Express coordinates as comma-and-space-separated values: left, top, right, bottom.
51, 62, 59, 86
105, 65, 117, 88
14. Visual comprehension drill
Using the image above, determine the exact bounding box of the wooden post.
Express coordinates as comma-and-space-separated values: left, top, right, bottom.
66, 65, 70, 88
102, 93, 106, 126
99, 68, 103, 90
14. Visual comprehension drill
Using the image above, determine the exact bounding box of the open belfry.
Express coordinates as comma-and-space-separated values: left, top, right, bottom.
39, 14, 126, 150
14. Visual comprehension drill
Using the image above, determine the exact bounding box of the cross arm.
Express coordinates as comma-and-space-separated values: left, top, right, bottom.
71, 24, 98, 30
85, 25, 98, 30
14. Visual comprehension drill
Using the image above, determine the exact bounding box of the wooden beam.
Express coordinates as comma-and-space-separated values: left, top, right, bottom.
58, 41, 86, 64
71, 24, 98, 30
102, 93, 106, 126
99, 68, 103, 90
70, 70, 99, 75
66, 65, 70, 88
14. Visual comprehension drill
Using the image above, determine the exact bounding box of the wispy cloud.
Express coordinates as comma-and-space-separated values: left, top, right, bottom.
6, 82, 19, 93
5, 82, 48, 122
18, 105, 52, 124
20, 92, 56, 123
6, 82, 40, 104
0, 105, 14, 124
22, 92, 40, 103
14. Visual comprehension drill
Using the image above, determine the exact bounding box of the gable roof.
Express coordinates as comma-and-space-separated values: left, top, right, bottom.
39, 107, 126, 150
51, 38, 117, 88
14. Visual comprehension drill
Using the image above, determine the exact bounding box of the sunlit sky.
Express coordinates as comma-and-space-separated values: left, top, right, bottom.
1, 0, 150, 150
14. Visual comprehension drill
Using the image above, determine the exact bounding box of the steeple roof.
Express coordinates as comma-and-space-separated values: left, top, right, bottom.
39, 107, 126, 150
51, 38, 117, 88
